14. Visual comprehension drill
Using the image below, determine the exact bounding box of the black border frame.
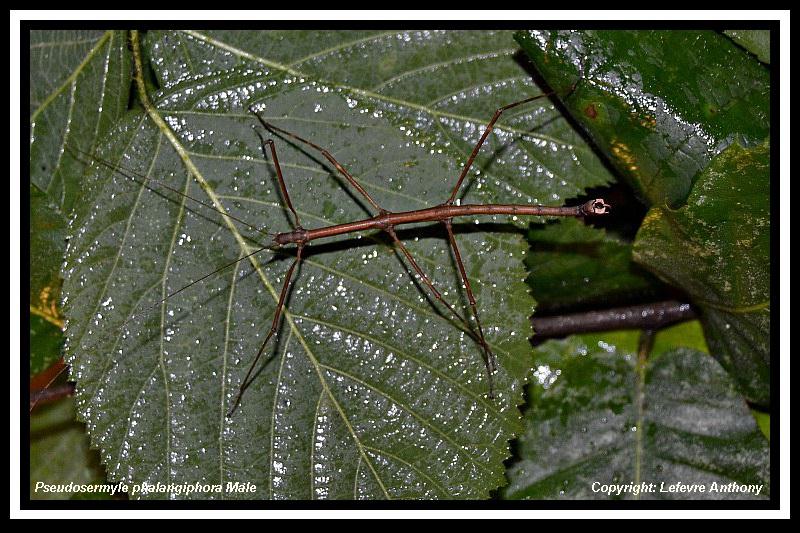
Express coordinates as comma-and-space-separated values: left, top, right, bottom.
20, 16, 781, 512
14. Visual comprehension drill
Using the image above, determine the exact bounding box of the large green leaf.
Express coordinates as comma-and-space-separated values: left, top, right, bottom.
527, 218, 664, 313
634, 140, 770, 406
149, 30, 613, 203
515, 29, 771, 407
724, 30, 771, 64
61, 30, 612, 499
515, 30, 770, 207
502, 327, 770, 500
29, 30, 131, 317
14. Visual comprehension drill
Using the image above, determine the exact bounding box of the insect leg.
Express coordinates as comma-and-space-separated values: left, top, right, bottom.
384, 226, 472, 330
446, 92, 555, 205
261, 137, 301, 229
250, 108, 384, 214
386, 226, 494, 397
228, 245, 304, 417
442, 220, 497, 397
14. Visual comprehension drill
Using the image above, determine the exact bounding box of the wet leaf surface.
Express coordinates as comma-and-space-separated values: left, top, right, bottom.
515, 29, 771, 408
724, 30, 771, 64
515, 29, 769, 207
30, 313, 64, 376
29, 30, 131, 317
527, 218, 664, 314
59, 30, 613, 499
502, 326, 770, 500
634, 140, 771, 406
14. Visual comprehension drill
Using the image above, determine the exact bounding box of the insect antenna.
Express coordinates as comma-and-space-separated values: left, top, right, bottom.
67, 146, 281, 331
67, 146, 278, 241
121, 243, 277, 331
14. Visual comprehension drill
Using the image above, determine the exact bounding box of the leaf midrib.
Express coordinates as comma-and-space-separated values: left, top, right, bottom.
107, 30, 532, 498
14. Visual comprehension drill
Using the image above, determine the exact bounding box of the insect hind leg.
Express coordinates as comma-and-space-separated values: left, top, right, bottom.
386, 225, 497, 399
442, 220, 497, 398
228, 245, 304, 417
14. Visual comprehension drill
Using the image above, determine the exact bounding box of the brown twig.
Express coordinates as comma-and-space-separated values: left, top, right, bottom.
30, 383, 75, 411
29, 358, 70, 412
531, 300, 696, 339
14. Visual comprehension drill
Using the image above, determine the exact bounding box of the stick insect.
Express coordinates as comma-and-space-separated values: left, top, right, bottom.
77, 91, 610, 417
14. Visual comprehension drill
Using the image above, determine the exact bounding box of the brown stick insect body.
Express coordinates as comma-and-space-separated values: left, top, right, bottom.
227, 93, 610, 415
